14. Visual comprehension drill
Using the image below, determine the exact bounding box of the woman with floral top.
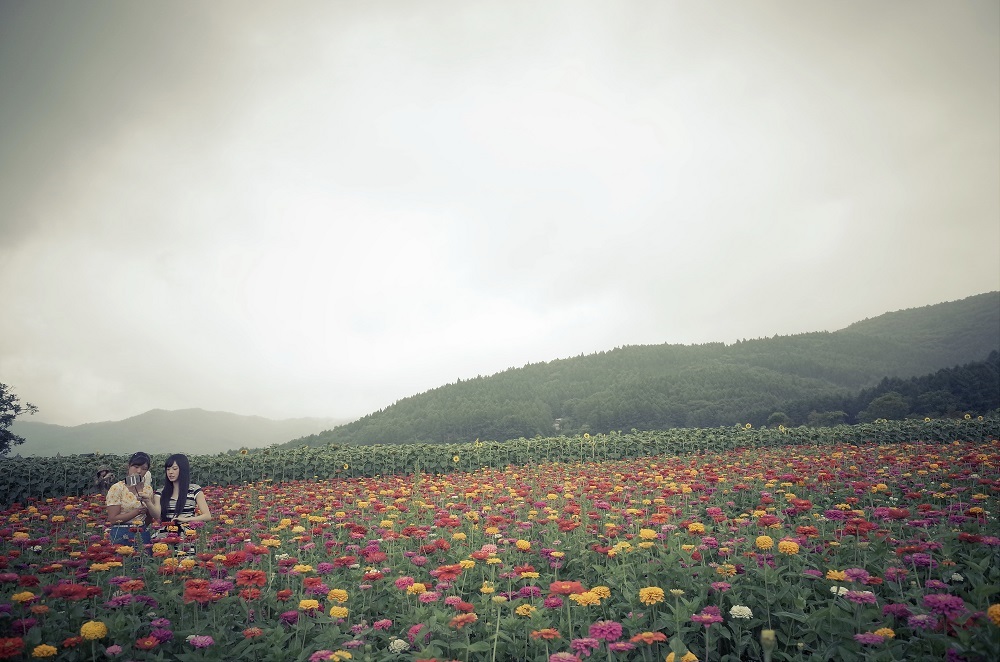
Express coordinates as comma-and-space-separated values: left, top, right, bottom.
105, 451, 154, 548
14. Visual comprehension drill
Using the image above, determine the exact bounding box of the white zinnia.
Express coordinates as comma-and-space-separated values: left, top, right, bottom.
830, 586, 848, 596
388, 638, 410, 654
729, 605, 753, 619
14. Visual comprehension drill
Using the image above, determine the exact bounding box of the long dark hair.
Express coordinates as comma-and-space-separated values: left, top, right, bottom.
160, 453, 190, 520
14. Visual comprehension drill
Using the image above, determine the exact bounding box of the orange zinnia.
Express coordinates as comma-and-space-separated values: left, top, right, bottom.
549, 580, 585, 595
449, 613, 478, 629
530, 629, 561, 640
630, 631, 667, 644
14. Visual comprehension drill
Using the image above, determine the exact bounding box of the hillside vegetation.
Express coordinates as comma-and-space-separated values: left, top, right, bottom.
284, 292, 999, 447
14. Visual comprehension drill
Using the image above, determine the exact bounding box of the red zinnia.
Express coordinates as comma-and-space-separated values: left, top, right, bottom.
235, 569, 267, 587
434, 564, 463, 581
0, 638, 23, 660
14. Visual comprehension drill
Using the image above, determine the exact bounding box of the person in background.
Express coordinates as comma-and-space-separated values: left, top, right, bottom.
142, 453, 212, 528
92, 466, 115, 494
105, 452, 154, 548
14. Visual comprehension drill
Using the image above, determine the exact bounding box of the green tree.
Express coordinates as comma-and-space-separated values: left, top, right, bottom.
857, 391, 910, 423
1, 383, 38, 456
807, 410, 848, 427
767, 412, 793, 426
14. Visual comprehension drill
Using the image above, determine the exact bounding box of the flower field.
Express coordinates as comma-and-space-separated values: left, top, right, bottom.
1, 439, 998, 661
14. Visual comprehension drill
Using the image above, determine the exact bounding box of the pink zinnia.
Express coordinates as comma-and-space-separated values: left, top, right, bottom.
549, 653, 581, 662
588, 620, 623, 642
923, 594, 966, 619
691, 605, 724, 626
844, 590, 878, 605
373, 619, 392, 630
907, 614, 938, 630
570, 637, 600, 653
844, 568, 870, 583
188, 635, 214, 649
853, 633, 885, 645
407, 623, 426, 644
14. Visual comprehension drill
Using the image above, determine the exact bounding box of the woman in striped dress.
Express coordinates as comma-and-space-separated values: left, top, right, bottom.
141, 453, 213, 530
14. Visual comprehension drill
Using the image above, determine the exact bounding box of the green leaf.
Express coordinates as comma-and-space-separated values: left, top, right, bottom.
773, 610, 808, 623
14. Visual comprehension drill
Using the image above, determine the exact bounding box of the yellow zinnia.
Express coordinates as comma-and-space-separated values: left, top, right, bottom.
755, 535, 774, 550
638, 586, 665, 605
80, 620, 108, 640
327, 589, 349, 604
569, 591, 601, 606
329, 605, 350, 618
31, 644, 58, 658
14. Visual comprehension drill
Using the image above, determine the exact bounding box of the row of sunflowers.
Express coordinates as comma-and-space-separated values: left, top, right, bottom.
2, 414, 996, 505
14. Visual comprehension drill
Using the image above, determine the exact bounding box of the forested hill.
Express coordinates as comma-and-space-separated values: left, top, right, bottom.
284, 292, 999, 447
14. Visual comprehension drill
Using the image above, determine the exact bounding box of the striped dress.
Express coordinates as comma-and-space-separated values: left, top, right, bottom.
163, 484, 203, 520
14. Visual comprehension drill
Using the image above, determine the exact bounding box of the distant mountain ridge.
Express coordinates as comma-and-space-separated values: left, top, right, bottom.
9, 409, 350, 457
281, 291, 1000, 447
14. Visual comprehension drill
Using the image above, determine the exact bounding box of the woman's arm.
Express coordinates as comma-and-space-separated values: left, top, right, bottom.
140, 493, 162, 521
178, 491, 212, 523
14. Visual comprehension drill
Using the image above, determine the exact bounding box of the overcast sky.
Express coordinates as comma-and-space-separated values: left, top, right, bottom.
1, 1, 998, 427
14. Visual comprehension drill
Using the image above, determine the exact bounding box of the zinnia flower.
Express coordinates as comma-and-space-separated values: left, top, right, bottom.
187, 635, 214, 649
449, 613, 478, 629
691, 606, 724, 626
588, 620, 623, 641
235, 569, 267, 587
30, 644, 57, 658
629, 631, 667, 644
730, 605, 753, 619
923, 593, 966, 619
638, 586, 665, 605
0, 638, 24, 659
755, 536, 774, 550
80, 621, 108, 641
327, 588, 349, 603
